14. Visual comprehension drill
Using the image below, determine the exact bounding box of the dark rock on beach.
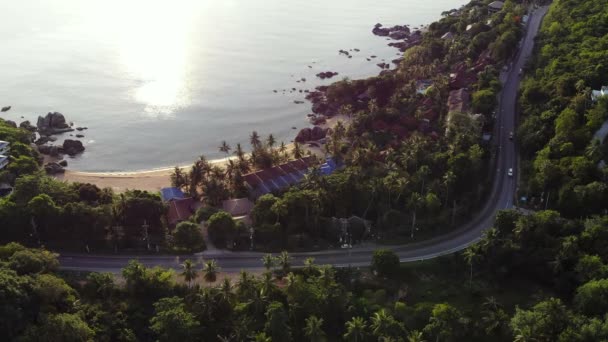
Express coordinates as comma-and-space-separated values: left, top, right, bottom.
1, 106, 11, 112
44, 162, 65, 175
62, 139, 85, 156
4, 120, 17, 128
58, 160, 68, 167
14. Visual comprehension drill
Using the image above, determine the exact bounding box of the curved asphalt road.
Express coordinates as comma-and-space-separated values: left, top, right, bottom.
59, 6, 549, 273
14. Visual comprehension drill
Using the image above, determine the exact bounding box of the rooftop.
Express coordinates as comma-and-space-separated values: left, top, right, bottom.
167, 197, 195, 226
222, 198, 254, 217
447, 88, 471, 113
160, 187, 186, 202
488, 1, 504, 10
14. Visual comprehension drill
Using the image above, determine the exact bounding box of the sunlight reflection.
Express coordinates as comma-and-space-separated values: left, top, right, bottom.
106, 0, 200, 116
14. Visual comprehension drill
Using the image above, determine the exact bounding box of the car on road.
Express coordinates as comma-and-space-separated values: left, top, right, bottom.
508, 168, 513, 177
518, 68, 522, 76
509, 131, 514, 140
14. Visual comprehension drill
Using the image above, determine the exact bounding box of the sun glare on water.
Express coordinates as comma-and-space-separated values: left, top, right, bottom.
89, 0, 202, 116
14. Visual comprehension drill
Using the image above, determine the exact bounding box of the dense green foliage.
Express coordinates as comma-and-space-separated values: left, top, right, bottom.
518, 0, 608, 216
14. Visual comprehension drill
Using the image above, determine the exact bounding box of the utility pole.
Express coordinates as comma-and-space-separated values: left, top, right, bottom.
111, 224, 123, 253
142, 220, 150, 251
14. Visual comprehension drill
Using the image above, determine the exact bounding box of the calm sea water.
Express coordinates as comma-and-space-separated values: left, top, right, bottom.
0, 0, 466, 171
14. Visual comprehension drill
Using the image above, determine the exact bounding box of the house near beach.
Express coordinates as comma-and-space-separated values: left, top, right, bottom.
160, 187, 197, 227
0, 155, 8, 170
242, 156, 339, 199
0, 140, 10, 156
591, 86, 608, 101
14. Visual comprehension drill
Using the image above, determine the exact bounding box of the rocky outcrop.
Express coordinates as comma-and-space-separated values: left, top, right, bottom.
44, 162, 65, 175
58, 160, 68, 167
35, 136, 57, 145
294, 126, 329, 143
62, 139, 85, 155
37, 112, 74, 135
316, 71, 339, 80
373, 24, 410, 38
4, 120, 17, 128
38, 144, 61, 157
1, 106, 11, 112
19, 120, 37, 132
295, 128, 312, 143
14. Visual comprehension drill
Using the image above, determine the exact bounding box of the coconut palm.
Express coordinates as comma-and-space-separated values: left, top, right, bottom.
417, 165, 431, 194
408, 192, 423, 238
250, 131, 262, 149
344, 316, 367, 342
370, 309, 401, 338
293, 142, 303, 159
277, 251, 291, 273
406, 330, 426, 342
442, 171, 456, 204
261, 254, 275, 271
266, 134, 276, 149
463, 247, 479, 285
203, 259, 220, 283
219, 140, 231, 155
303, 257, 316, 276
304, 315, 326, 342
170, 166, 187, 189
181, 259, 198, 288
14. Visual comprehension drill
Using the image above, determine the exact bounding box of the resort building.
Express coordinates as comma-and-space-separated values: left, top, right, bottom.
488, 1, 504, 13
0, 155, 8, 170
0, 140, 9, 156
222, 198, 255, 225
591, 86, 608, 101
160, 187, 197, 227
243, 156, 339, 199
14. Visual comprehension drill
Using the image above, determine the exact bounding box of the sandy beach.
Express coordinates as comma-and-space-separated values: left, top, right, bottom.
55, 115, 352, 192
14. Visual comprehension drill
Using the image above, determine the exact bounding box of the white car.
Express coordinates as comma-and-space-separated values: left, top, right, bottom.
508, 168, 513, 177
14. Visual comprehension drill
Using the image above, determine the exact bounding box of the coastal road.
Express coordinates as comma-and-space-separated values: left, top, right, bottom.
59, 6, 549, 273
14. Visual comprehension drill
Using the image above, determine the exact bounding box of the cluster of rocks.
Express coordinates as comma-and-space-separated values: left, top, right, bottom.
44, 161, 67, 175
387, 31, 423, 52
37, 112, 74, 135
316, 71, 339, 80
37, 139, 84, 157
372, 23, 410, 38
294, 125, 330, 143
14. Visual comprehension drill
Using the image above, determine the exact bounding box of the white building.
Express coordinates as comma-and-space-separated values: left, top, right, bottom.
591, 86, 608, 101
0, 140, 9, 156
0, 155, 8, 170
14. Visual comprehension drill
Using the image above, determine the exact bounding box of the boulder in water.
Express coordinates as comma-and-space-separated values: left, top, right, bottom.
37, 112, 74, 134
62, 139, 85, 155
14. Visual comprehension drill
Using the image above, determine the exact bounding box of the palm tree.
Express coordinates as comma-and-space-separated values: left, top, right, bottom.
407, 330, 426, 342
463, 247, 479, 285
266, 134, 276, 149
234, 143, 246, 161
236, 270, 256, 299
442, 171, 456, 204
371, 309, 398, 338
279, 141, 288, 154
170, 166, 187, 189
293, 142, 303, 159
304, 315, 326, 342
277, 251, 291, 274
261, 254, 275, 271
254, 332, 272, 342
181, 259, 198, 288
344, 317, 367, 342
203, 259, 220, 283
417, 165, 431, 194
408, 192, 423, 238
219, 140, 231, 155
250, 131, 262, 149
303, 257, 316, 276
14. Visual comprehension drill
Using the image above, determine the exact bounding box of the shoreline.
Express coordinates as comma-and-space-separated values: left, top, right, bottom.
55, 114, 351, 192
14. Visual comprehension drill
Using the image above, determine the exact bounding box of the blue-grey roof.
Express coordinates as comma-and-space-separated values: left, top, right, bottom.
160, 187, 185, 202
